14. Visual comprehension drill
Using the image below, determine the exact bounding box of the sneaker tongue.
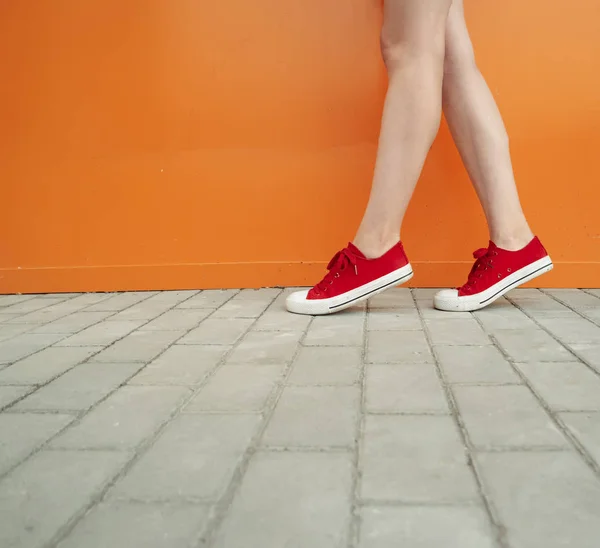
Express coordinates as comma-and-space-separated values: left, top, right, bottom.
346, 242, 366, 259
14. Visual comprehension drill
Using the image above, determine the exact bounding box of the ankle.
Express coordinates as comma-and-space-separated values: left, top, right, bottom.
491, 228, 535, 252
353, 233, 400, 259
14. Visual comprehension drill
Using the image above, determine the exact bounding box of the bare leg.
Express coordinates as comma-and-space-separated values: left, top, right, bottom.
353, 0, 452, 258
443, 0, 533, 249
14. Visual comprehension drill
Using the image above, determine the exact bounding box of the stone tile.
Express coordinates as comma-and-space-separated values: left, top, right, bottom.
369, 288, 415, 310
435, 345, 520, 384
0, 297, 66, 315
185, 365, 282, 413
226, 331, 301, 365
90, 330, 184, 363
31, 311, 113, 334
0, 413, 74, 475
0, 333, 64, 364
508, 292, 573, 317
367, 310, 422, 331
544, 289, 600, 310
586, 289, 600, 298
412, 288, 441, 302
581, 307, 600, 325
212, 288, 281, 319
536, 315, 600, 344
0, 295, 36, 308
51, 386, 189, 450
58, 502, 209, 548
140, 290, 199, 306
179, 318, 253, 345
453, 385, 567, 449
129, 345, 227, 386
0, 346, 98, 385
365, 364, 449, 413
14, 362, 143, 411
474, 302, 536, 331
287, 346, 361, 385
493, 329, 576, 362
304, 315, 364, 347
0, 450, 130, 548
477, 452, 600, 548
360, 415, 478, 502
176, 290, 238, 309
4, 297, 95, 325
108, 302, 174, 321
559, 412, 600, 465
517, 362, 600, 411
84, 292, 153, 312
425, 319, 490, 346
571, 343, 600, 370
415, 299, 473, 320
55, 320, 144, 347
214, 453, 352, 548
263, 386, 359, 447
109, 414, 259, 501
137, 308, 210, 331
252, 309, 312, 332
0, 323, 34, 343
367, 331, 433, 364
0, 386, 33, 409
359, 506, 495, 548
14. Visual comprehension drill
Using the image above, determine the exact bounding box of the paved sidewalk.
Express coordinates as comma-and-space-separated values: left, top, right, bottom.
1, 288, 600, 548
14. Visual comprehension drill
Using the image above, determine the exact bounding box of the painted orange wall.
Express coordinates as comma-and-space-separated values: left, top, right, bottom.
1, 0, 599, 293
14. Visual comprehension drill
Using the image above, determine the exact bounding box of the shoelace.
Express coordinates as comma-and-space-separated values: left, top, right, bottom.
315, 248, 359, 293
461, 247, 498, 290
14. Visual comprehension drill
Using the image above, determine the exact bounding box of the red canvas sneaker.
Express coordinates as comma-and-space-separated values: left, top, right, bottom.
434, 236, 553, 312
286, 242, 413, 315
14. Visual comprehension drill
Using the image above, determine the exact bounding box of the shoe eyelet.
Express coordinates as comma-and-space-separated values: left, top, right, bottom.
334, 273, 340, 278
507, 268, 512, 273
498, 274, 502, 279
330, 281, 334, 285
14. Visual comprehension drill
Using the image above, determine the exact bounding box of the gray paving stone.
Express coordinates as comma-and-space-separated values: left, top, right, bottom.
571, 343, 600, 370
508, 293, 573, 317
304, 315, 364, 347
287, 346, 362, 385
84, 292, 153, 312
0, 346, 98, 385
493, 329, 577, 362
226, 331, 302, 365
517, 362, 600, 411
435, 345, 520, 384
0, 386, 33, 409
367, 310, 422, 331
360, 415, 478, 502
109, 414, 259, 501
415, 299, 473, 320
559, 412, 600, 466
185, 365, 282, 413
14, 362, 143, 411
138, 308, 210, 331
367, 331, 433, 364
129, 345, 227, 386
176, 290, 238, 309
0, 449, 130, 548
581, 307, 600, 325
0, 333, 64, 364
55, 320, 144, 347
370, 288, 415, 310
425, 318, 491, 346
263, 386, 359, 447
89, 330, 184, 363
365, 364, 449, 413
453, 385, 567, 449
0, 413, 74, 475
4, 297, 96, 325
51, 386, 189, 450
412, 288, 442, 302
214, 452, 352, 548
477, 452, 600, 548
535, 315, 600, 344
359, 506, 495, 548
57, 502, 209, 548
212, 288, 281, 319
586, 289, 600, 298
108, 301, 174, 321
0, 323, 34, 343
31, 311, 113, 334
179, 318, 253, 345
0, 297, 66, 315
544, 289, 600, 310
0, 295, 36, 308
252, 308, 312, 332
474, 302, 536, 331
141, 290, 199, 306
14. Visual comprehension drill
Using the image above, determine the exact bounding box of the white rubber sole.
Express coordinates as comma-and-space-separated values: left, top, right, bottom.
433, 256, 554, 312
286, 263, 414, 315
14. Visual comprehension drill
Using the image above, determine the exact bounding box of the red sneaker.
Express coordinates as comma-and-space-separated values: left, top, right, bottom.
434, 236, 553, 312
286, 242, 413, 315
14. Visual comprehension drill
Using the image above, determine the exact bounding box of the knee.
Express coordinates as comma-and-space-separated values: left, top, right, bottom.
380, 32, 446, 72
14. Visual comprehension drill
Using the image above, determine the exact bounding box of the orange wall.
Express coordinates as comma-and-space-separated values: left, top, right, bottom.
1, 0, 599, 293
